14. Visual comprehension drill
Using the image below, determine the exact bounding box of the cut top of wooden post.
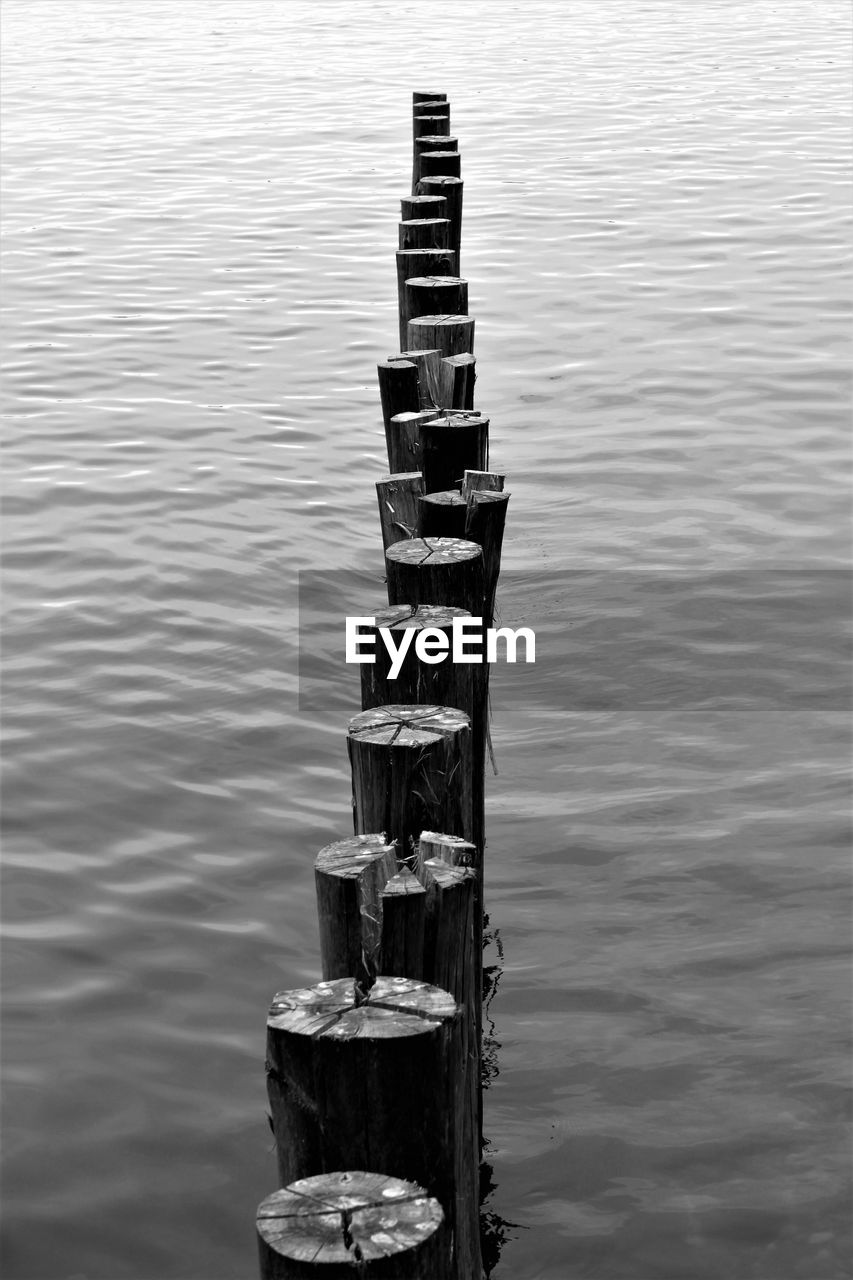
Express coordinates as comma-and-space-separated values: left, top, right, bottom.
348, 702, 471, 749
401, 194, 448, 221
257, 1172, 446, 1276
370, 603, 471, 631
386, 536, 482, 571
269, 974, 458, 1036
413, 91, 447, 105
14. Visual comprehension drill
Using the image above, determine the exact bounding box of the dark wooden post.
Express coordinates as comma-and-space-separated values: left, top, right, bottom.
387, 408, 440, 474
314, 834, 397, 981
439, 353, 476, 411
377, 358, 419, 454
413, 91, 447, 105
404, 277, 468, 336
266, 975, 478, 1277
465, 489, 510, 630
421, 411, 489, 495
413, 136, 458, 192
398, 218, 450, 250
385, 537, 484, 614
396, 249, 456, 348
380, 868, 427, 978
376, 472, 424, 549
359, 605, 475, 731
401, 193, 448, 222
418, 490, 468, 539
257, 1172, 448, 1279
348, 704, 474, 856
398, 347, 442, 408
419, 150, 461, 181
415, 175, 463, 270
407, 313, 474, 358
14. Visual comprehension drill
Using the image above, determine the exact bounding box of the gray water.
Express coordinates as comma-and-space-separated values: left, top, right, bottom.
1, 2, 851, 1278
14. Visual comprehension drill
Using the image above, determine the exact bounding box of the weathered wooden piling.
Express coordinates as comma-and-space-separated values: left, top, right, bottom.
359, 605, 475, 728
404, 278, 468, 338
416, 175, 463, 267
413, 136, 459, 192
420, 411, 489, 495
387, 408, 440, 474
407, 313, 474, 359
385, 536, 484, 615
395, 249, 456, 348
377, 358, 419, 451
375, 472, 424, 548
348, 704, 474, 856
419, 150, 462, 181
418, 489, 468, 538
266, 975, 478, 1276
314, 834, 397, 981
465, 489, 510, 629
380, 868, 427, 979
439, 352, 476, 411
401, 193, 448, 222
398, 347, 442, 408
398, 218, 450, 251
257, 1172, 448, 1279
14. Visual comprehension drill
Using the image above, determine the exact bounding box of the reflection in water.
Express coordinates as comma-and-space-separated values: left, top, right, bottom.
480, 914, 525, 1275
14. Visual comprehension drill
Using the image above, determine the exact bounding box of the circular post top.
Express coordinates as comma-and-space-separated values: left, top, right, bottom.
405, 275, 467, 287
371, 604, 471, 630
386, 536, 482, 567
269, 975, 459, 1035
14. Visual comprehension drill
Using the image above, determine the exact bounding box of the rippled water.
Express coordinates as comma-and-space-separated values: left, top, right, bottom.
2, 2, 851, 1277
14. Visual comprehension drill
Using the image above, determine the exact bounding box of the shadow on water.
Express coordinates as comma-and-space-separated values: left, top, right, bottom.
480, 913, 525, 1275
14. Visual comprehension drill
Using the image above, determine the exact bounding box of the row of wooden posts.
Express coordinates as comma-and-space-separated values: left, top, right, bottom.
256, 93, 510, 1279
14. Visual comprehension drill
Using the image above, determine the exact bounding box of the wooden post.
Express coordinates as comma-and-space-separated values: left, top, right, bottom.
401, 194, 448, 222
419, 151, 461, 181
418, 490, 468, 539
314, 834, 397, 981
421, 411, 489, 495
348, 704, 474, 856
376, 472, 424, 549
414, 113, 450, 138
377, 358, 419, 454
387, 408, 440, 474
413, 91, 447, 106
257, 1172, 448, 1279
380, 868, 427, 979
359, 605, 475, 732
385, 537, 484, 615
398, 347, 442, 408
439, 353, 476, 411
420, 832, 483, 1017
416, 176, 463, 271
465, 489, 510, 630
422, 856, 480, 1191
463, 469, 505, 496
407, 313, 474, 359
266, 975, 478, 1277
398, 218, 450, 251
396, 249, 456, 349
413, 136, 458, 192
404, 277, 468, 337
